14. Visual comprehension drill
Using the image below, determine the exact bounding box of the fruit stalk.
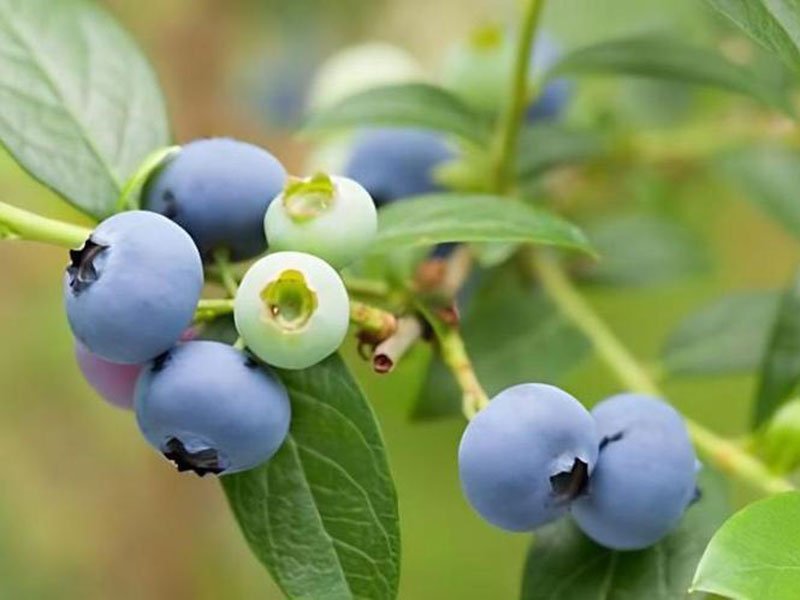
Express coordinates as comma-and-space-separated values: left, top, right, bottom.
439, 325, 489, 419
490, 0, 546, 193
373, 316, 424, 373
350, 300, 398, 343
0, 201, 90, 248
213, 249, 239, 297
532, 252, 794, 496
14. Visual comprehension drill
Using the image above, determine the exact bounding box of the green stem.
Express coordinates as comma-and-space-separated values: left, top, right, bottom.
350, 300, 397, 342
491, 0, 547, 193
213, 249, 239, 298
532, 253, 794, 496
0, 201, 90, 248
341, 275, 391, 299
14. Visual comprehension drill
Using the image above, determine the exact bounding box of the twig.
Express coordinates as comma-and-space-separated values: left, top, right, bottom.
372, 316, 424, 374
350, 300, 398, 343
0, 201, 90, 248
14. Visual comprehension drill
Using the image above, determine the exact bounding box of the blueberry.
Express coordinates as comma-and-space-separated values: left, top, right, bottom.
344, 128, 454, 206
74, 340, 141, 409
64, 211, 204, 364
525, 34, 572, 122
234, 251, 350, 370
444, 27, 571, 121
264, 174, 377, 268
135, 341, 291, 476
571, 393, 697, 550
458, 384, 599, 532
144, 138, 287, 261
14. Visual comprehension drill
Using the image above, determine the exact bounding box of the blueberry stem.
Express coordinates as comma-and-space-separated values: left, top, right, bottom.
0, 201, 91, 248
115, 145, 180, 212
372, 316, 424, 374
213, 248, 239, 297
414, 295, 488, 418
340, 275, 391, 299
350, 300, 398, 342
532, 251, 794, 496
490, 0, 547, 193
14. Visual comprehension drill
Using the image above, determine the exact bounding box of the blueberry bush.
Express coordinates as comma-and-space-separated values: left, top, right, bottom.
3, 0, 800, 598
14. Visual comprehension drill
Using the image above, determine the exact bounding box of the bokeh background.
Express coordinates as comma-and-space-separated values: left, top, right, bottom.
1, 0, 798, 597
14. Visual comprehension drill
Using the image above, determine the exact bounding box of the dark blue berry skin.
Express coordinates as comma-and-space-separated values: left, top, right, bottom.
458, 384, 599, 532
526, 78, 572, 122
571, 394, 697, 551
526, 34, 572, 122
144, 138, 287, 261
63, 211, 203, 365
344, 128, 454, 207
135, 341, 291, 476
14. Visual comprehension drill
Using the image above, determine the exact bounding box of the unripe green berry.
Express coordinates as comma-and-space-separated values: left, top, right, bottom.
234, 251, 350, 370
264, 173, 377, 269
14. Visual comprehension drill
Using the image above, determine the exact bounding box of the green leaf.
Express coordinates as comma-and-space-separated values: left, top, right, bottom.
522, 470, 729, 600
582, 214, 710, 287
0, 0, 170, 219
706, 0, 800, 74
716, 146, 800, 242
302, 83, 491, 146
692, 492, 800, 600
549, 34, 794, 113
754, 270, 800, 427
373, 194, 594, 256
516, 124, 605, 182
662, 291, 780, 375
222, 355, 400, 600
412, 267, 590, 419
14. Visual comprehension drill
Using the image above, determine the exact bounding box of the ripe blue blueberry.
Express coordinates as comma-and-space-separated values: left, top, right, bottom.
64, 211, 204, 365
344, 128, 454, 206
443, 27, 571, 121
144, 138, 287, 261
571, 393, 698, 550
234, 251, 350, 370
458, 384, 599, 532
135, 341, 291, 476
263, 174, 377, 268
74, 340, 142, 409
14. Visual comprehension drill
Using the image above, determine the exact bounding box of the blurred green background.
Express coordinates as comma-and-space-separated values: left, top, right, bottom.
1, 0, 799, 598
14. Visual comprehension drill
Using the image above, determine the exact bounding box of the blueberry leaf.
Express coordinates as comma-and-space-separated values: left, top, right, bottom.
661, 291, 780, 376
692, 492, 800, 599
753, 269, 800, 427
373, 194, 594, 256
582, 214, 710, 287
221, 355, 401, 600
521, 469, 728, 600
0, 0, 170, 218
302, 83, 491, 146
715, 146, 800, 242
516, 124, 605, 183
413, 267, 590, 420
705, 0, 800, 74
548, 34, 794, 115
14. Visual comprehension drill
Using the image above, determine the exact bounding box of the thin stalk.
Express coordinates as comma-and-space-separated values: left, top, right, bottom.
0, 201, 90, 248
490, 0, 547, 193
213, 249, 239, 298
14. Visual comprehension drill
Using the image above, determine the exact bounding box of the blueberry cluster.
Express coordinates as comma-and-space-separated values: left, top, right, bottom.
66, 138, 376, 476
458, 387, 698, 550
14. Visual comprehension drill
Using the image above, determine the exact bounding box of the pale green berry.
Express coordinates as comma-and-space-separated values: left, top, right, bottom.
234, 251, 350, 370
264, 173, 378, 268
